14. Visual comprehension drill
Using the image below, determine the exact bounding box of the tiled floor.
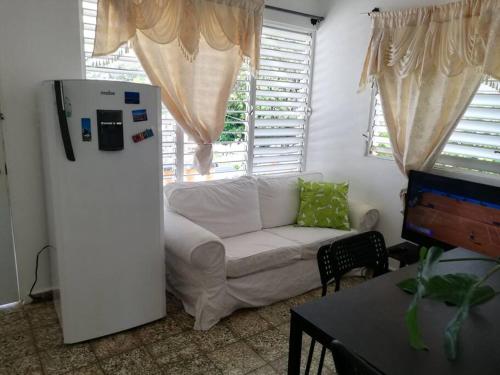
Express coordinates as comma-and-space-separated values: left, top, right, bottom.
0, 277, 364, 375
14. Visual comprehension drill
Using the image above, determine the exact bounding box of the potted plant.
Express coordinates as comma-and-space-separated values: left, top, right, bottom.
397, 247, 500, 360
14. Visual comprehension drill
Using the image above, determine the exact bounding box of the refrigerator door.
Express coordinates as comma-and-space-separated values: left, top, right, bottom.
39, 80, 165, 343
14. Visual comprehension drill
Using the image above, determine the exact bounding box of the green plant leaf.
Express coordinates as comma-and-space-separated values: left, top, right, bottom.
397, 278, 417, 294
425, 274, 496, 307
406, 303, 428, 350
404, 246, 444, 351
444, 264, 500, 360
469, 286, 497, 306
397, 274, 496, 306
444, 288, 473, 360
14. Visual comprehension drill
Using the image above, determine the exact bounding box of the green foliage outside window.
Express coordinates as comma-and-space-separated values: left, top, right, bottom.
220, 86, 247, 143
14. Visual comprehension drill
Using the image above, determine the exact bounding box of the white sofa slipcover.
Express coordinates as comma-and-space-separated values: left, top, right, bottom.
164, 173, 379, 330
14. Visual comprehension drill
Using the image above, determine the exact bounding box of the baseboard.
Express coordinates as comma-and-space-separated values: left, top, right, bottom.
23, 289, 53, 304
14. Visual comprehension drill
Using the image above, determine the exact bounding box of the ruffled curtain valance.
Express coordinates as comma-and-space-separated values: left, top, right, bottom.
93, 0, 264, 174
93, 0, 264, 74
359, 0, 500, 175
360, 0, 500, 88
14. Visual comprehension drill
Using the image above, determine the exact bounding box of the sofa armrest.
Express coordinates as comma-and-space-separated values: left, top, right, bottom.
348, 200, 380, 232
164, 210, 225, 271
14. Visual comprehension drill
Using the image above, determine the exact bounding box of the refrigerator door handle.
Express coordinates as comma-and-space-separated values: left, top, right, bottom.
54, 80, 76, 161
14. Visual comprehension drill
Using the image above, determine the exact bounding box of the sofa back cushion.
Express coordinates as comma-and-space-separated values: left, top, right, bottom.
167, 176, 262, 238
257, 172, 323, 228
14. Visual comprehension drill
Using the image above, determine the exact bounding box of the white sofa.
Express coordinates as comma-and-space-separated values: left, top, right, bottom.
164, 173, 379, 330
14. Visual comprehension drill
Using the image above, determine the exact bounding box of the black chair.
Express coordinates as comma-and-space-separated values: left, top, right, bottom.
305, 231, 388, 375
330, 339, 384, 375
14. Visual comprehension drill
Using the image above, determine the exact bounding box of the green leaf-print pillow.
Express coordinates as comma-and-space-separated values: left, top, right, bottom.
296, 178, 350, 230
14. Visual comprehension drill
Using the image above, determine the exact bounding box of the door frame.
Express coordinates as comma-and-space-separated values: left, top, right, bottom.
0, 101, 20, 305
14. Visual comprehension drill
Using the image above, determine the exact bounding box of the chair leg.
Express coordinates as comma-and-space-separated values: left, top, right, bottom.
317, 345, 327, 375
305, 338, 316, 375
335, 279, 341, 292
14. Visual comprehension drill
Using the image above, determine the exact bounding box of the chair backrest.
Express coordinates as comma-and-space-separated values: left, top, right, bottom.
330, 340, 384, 375
317, 231, 388, 291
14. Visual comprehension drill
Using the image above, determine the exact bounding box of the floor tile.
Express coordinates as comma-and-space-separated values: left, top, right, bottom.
161, 353, 221, 375
39, 343, 97, 375
26, 305, 59, 327
22, 300, 54, 312
207, 341, 266, 375
276, 322, 290, 337
90, 330, 141, 359
0, 309, 31, 335
332, 276, 365, 293
146, 331, 200, 366
256, 301, 291, 327
247, 365, 277, 375
191, 322, 238, 353
100, 347, 161, 375
68, 364, 105, 375
135, 313, 192, 345
0, 283, 364, 375
0, 330, 36, 363
287, 289, 322, 308
269, 353, 335, 375
268, 355, 288, 374
245, 328, 289, 362
0, 353, 43, 375
223, 309, 272, 338
33, 324, 63, 350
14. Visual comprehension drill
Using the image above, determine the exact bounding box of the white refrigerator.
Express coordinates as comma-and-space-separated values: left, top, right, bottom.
38, 80, 165, 343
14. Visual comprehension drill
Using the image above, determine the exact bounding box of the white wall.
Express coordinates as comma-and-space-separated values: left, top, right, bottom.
266, 0, 328, 17
307, 0, 451, 246
265, 0, 328, 30
0, 0, 83, 299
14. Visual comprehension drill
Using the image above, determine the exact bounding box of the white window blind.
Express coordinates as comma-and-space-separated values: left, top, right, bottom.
253, 27, 313, 175
82, 0, 314, 183
369, 79, 500, 175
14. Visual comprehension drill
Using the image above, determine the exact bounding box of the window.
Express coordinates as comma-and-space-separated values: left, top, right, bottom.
368, 79, 500, 175
82, 0, 314, 183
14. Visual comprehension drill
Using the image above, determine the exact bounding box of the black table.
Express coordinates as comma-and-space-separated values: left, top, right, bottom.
288, 248, 500, 375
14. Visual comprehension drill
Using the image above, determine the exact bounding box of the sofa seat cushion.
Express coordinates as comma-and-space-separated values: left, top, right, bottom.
167, 176, 262, 239
222, 231, 302, 278
264, 225, 356, 259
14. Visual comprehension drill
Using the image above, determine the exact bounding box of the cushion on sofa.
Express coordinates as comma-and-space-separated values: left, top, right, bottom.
164, 177, 237, 207
168, 176, 262, 238
297, 179, 350, 230
222, 230, 302, 278
257, 172, 323, 229
264, 225, 356, 259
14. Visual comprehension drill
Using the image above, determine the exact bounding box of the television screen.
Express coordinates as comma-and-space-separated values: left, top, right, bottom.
403, 171, 500, 257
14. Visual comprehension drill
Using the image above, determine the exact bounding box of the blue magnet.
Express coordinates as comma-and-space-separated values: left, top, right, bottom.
81, 118, 91, 141
124, 91, 140, 104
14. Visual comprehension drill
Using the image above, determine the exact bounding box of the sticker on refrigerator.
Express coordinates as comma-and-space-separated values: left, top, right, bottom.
131, 109, 147, 122
124, 91, 140, 104
81, 118, 91, 142
132, 128, 154, 143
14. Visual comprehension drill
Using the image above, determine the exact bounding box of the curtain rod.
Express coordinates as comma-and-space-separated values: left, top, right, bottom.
360, 7, 380, 16
264, 5, 325, 23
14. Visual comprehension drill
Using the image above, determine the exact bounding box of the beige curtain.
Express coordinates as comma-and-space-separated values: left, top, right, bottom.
360, 0, 500, 175
93, 0, 264, 174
